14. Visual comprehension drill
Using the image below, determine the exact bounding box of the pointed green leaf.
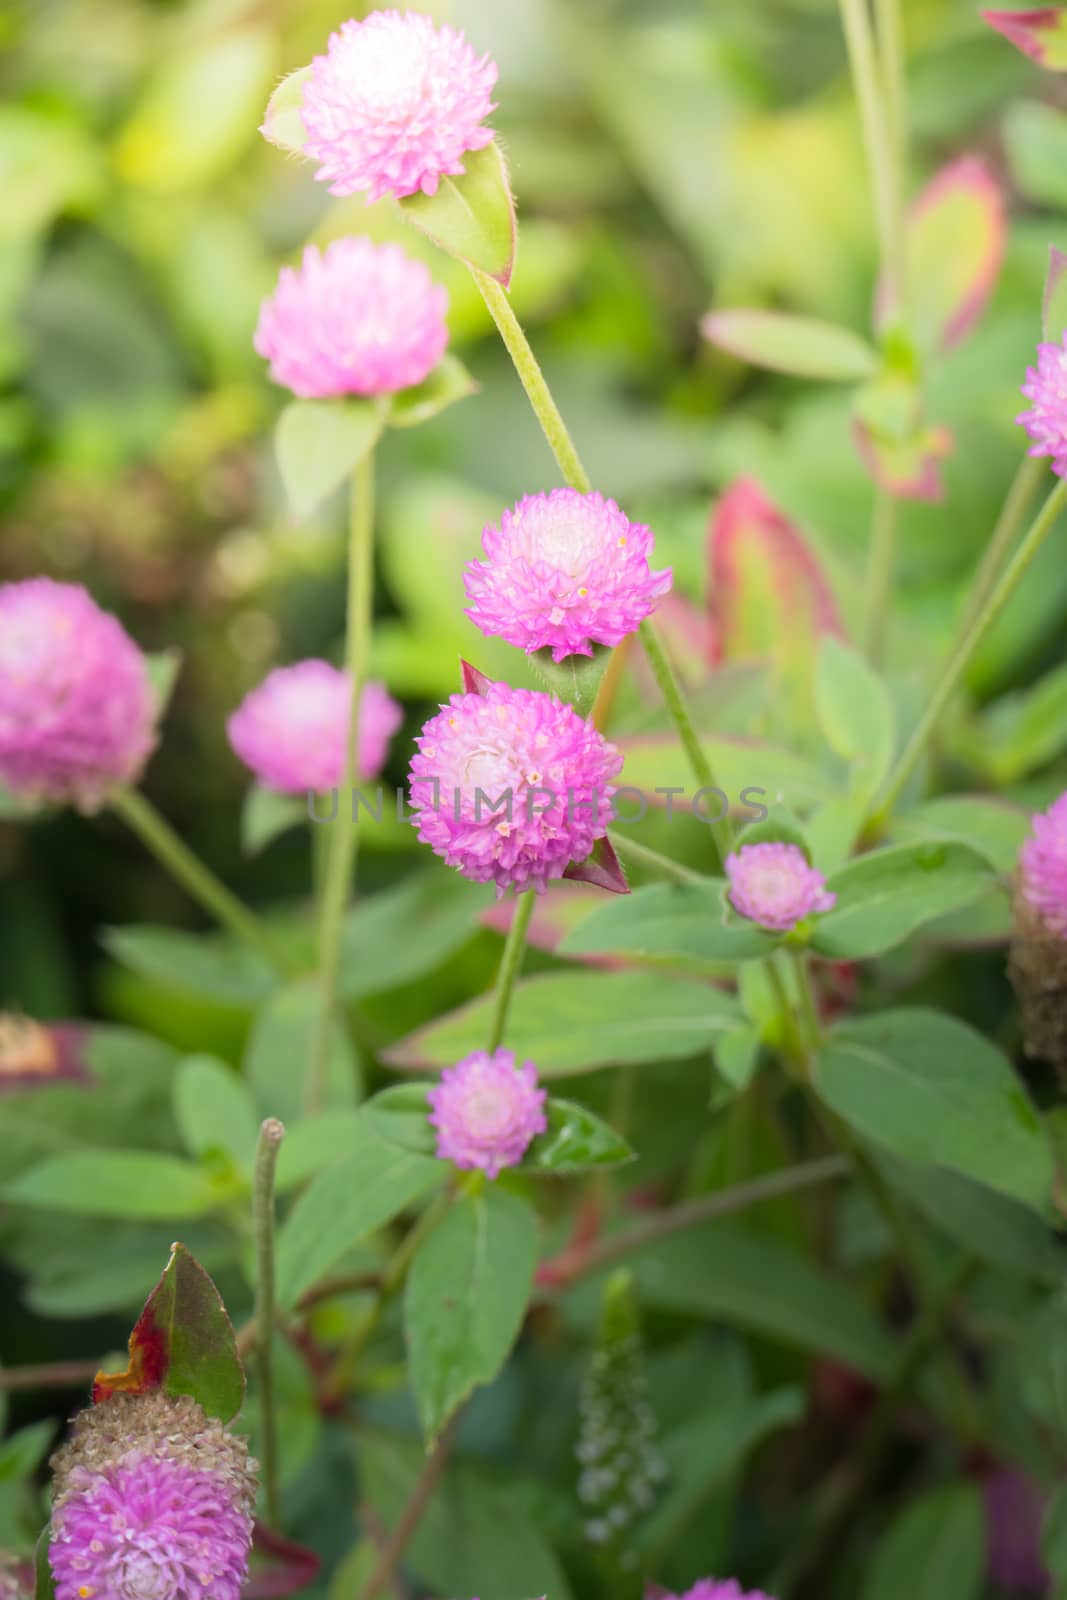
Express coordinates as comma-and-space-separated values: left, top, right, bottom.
241, 784, 306, 855
560, 881, 782, 965
4, 1151, 221, 1219
275, 396, 386, 522
406, 1185, 538, 1444
260, 63, 313, 154
146, 649, 182, 720
713, 1025, 762, 1093
35, 1524, 55, 1600
388, 354, 478, 429
245, 980, 362, 1122
862, 1483, 984, 1600
815, 636, 895, 796
362, 1082, 436, 1155
173, 1054, 258, 1169
700, 308, 879, 380
811, 840, 995, 959
520, 1097, 634, 1175
399, 140, 517, 285
528, 644, 613, 717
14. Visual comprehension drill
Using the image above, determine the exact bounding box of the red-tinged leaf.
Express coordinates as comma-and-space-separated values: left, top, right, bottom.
707, 478, 845, 673
984, 7, 1067, 68
852, 413, 954, 502
0, 1014, 90, 1094
562, 834, 630, 895
246, 1526, 320, 1598
460, 659, 493, 697
93, 1242, 244, 1422
879, 157, 1006, 353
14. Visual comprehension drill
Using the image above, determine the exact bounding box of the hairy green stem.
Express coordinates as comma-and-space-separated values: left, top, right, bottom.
608, 831, 706, 886
838, 0, 901, 302
486, 890, 536, 1052
110, 786, 294, 974
305, 452, 376, 1115
637, 619, 730, 871
872, 475, 1067, 825
959, 451, 1045, 632
874, 0, 908, 306
253, 1117, 285, 1528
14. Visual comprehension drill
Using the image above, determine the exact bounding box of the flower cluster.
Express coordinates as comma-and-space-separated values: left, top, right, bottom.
666, 1583, 778, 1600
299, 9, 497, 201
1018, 332, 1067, 477
428, 1048, 547, 1176
464, 489, 672, 662
49, 1391, 257, 1600
1019, 789, 1067, 939
725, 842, 836, 932
228, 660, 401, 794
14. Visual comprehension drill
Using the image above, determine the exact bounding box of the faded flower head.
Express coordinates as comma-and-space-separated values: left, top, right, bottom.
428, 1048, 547, 1176
0, 578, 156, 813
297, 10, 497, 201
725, 842, 835, 932
1019, 789, 1067, 938
228, 660, 402, 794
49, 1391, 257, 1600
1018, 333, 1067, 477
409, 681, 622, 894
0, 1014, 89, 1094
983, 1467, 1050, 1595
464, 489, 672, 663
254, 237, 449, 398
664, 1583, 778, 1600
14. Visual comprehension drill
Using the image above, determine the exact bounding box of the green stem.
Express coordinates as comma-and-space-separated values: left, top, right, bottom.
959, 451, 1045, 632
608, 831, 705, 887
874, 0, 908, 307
472, 266, 730, 868
862, 490, 897, 666
790, 951, 823, 1057
838, 0, 901, 303
766, 959, 808, 1072
486, 890, 535, 1052
305, 451, 376, 1115
253, 1117, 285, 1528
872, 476, 1067, 826
355, 1411, 462, 1600
110, 786, 294, 974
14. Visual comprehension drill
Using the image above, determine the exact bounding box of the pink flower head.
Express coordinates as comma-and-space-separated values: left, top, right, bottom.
49, 1392, 257, 1600
297, 10, 498, 201
1020, 789, 1067, 939
665, 1583, 778, 1600
725, 842, 835, 932
464, 489, 673, 663
409, 680, 622, 894
228, 660, 402, 794
254, 237, 448, 398
0, 578, 156, 813
427, 1048, 547, 1176
1018, 333, 1067, 476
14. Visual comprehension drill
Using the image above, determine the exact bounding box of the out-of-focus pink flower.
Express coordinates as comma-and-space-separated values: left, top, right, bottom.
659, 1581, 778, 1600
984, 8, 1067, 70
298, 10, 497, 201
50, 1392, 257, 1600
1018, 334, 1067, 477
464, 489, 672, 662
228, 660, 402, 794
725, 842, 835, 932
254, 238, 448, 398
409, 680, 622, 894
984, 1466, 1050, 1595
1019, 789, 1067, 938
0, 578, 156, 813
427, 1048, 547, 1176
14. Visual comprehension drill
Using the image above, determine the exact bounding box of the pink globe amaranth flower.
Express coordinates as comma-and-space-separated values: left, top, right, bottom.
49, 1391, 257, 1600
0, 578, 156, 813
254, 237, 449, 399
1018, 333, 1067, 476
664, 1583, 778, 1600
428, 1048, 547, 1177
297, 10, 498, 202
464, 489, 673, 663
409, 681, 623, 895
228, 659, 402, 795
725, 842, 836, 933
1020, 789, 1067, 939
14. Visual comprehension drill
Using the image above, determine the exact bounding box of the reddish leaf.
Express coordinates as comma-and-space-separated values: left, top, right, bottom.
459, 659, 493, 697
984, 7, 1067, 68
707, 478, 845, 669
879, 156, 1006, 353
0, 1015, 90, 1095
562, 835, 630, 895
852, 414, 954, 502
94, 1243, 245, 1422
245, 1526, 320, 1598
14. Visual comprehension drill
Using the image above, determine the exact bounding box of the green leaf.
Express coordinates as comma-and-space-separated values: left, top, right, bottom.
387, 354, 478, 429
102, 924, 276, 1007
4, 1151, 221, 1219
528, 644, 613, 718
560, 881, 781, 964
1004, 100, 1067, 211
815, 635, 895, 796
889, 794, 1029, 875
173, 1054, 258, 1169
340, 871, 488, 1001
615, 731, 831, 815
713, 1025, 762, 1094
276, 1122, 444, 1308
362, 1082, 437, 1155
814, 1009, 1055, 1213
399, 140, 517, 286
811, 841, 994, 959
1044, 1483, 1067, 1585
260, 63, 313, 154
700, 308, 879, 380
35, 1524, 56, 1600
245, 980, 362, 1122
862, 1483, 984, 1600
275, 397, 386, 522
521, 1098, 634, 1175
241, 785, 306, 855
145, 649, 182, 721
959, 659, 1067, 782
94, 1242, 245, 1421
731, 801, 811, 855
274, 1109, 365, 1192
358, 1430, 573, 1600
1017, 1288, 1067, 1448
406, 1186, 538, 1444
385, 971, 743, 1076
